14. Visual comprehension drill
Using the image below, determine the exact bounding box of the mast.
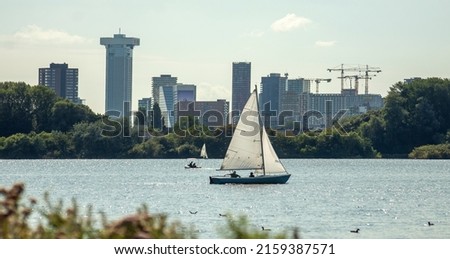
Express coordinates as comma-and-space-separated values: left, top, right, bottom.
254, 84, 266, 175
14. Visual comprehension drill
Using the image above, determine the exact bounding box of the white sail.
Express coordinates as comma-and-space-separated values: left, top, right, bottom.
262, 129, 287, 174
220, 90, 263, 170
210, 86, 290, 184
200, 144, 208, 159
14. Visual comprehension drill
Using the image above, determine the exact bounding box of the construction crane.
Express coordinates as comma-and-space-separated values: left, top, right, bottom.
328, 64, 382, 94
338, 75, 362, 93
362, 65, 381, 94
327, 64, 360, 91
305, 78, 332, 93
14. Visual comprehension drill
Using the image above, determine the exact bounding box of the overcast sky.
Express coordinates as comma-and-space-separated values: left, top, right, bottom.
1, 0, 449, 113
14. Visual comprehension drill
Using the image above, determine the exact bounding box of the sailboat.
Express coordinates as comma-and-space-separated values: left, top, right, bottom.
200, 143, 208, 159
209, 86, 291, 184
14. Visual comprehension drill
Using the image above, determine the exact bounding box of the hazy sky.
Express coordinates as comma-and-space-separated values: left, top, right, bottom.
1, 0, 449, 114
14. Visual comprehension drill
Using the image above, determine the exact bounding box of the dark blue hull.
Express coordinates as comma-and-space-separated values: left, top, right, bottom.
209, 174, 291, 184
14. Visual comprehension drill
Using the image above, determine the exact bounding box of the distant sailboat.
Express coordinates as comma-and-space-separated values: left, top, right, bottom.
200, 143, 208, 159
209, 86, 291, 184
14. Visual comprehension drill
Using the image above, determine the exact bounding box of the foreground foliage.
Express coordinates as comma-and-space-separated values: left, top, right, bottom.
0, 183, 299, 239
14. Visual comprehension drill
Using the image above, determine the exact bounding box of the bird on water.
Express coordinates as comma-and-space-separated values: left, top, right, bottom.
261, 226, 271, 231
350, 228, 360, 233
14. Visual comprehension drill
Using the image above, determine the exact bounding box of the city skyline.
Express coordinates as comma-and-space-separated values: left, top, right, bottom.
1, 0, 449, 114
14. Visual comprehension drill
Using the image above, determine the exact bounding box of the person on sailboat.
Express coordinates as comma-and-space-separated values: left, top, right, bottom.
230, 171, 240, 178
249, 172, 255, 177
188, 161, 196, 168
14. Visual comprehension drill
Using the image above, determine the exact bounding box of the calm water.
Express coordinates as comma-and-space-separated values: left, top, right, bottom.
1, 159, 449, 239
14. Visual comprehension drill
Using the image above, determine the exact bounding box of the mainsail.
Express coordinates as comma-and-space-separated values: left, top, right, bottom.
220, 90, 263, 171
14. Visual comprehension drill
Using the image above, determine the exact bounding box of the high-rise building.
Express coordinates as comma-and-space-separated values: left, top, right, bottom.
259, 73, 287, 127
136, 97, 152, 127
175, 84, 196, 103
231, 62, 251, 124
158, 83, 197, 128
152, 74, 177, 107
100, 33, 140, 116
260, 73, 288, 112
279, 78, 309, 126
287, 78, 306, 93
138, 97, 152, 111
173, 84, 196, 125
176, 99, 229, 127
38, 63, 80, 103
193, 99, 229, 127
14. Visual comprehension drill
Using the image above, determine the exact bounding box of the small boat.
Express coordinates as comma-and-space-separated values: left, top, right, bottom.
209, 86, 291, 184
185, 158, 201, 169
200, 143, 208, 159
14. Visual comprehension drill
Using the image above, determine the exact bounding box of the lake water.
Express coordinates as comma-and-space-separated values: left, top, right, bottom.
1, 159, 449, 239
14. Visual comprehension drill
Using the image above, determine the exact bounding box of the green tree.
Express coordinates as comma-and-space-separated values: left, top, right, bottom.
294, 131, 377, 158
71, 121, 133, 158
152, 102, 163, 130
410, 97, 440, 146
0, 133, 36, 158
381, 78, 450, 155
51, 100, 99, 132
176, 143, 198, 157
359, 115, 386, 153
30, 85, 59, 132
383, 84, 410, 154
30, 131, 74, 158
409, 144, 450, 159
271, 134, 301, 158
135, 107, 147, 126
0, 82, 100, 137
0, 82, 33, 136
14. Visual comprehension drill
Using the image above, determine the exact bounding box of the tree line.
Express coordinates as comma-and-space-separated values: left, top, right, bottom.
338, 78, 450, 158
1, 78, 449, 159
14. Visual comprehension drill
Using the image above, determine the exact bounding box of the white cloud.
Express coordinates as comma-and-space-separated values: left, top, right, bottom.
315, 40, 337, 47
271, 14, 312, 32
1, 25, 90, 47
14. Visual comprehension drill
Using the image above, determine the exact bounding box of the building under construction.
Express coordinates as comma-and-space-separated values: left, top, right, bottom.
262, 64, 384, 130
